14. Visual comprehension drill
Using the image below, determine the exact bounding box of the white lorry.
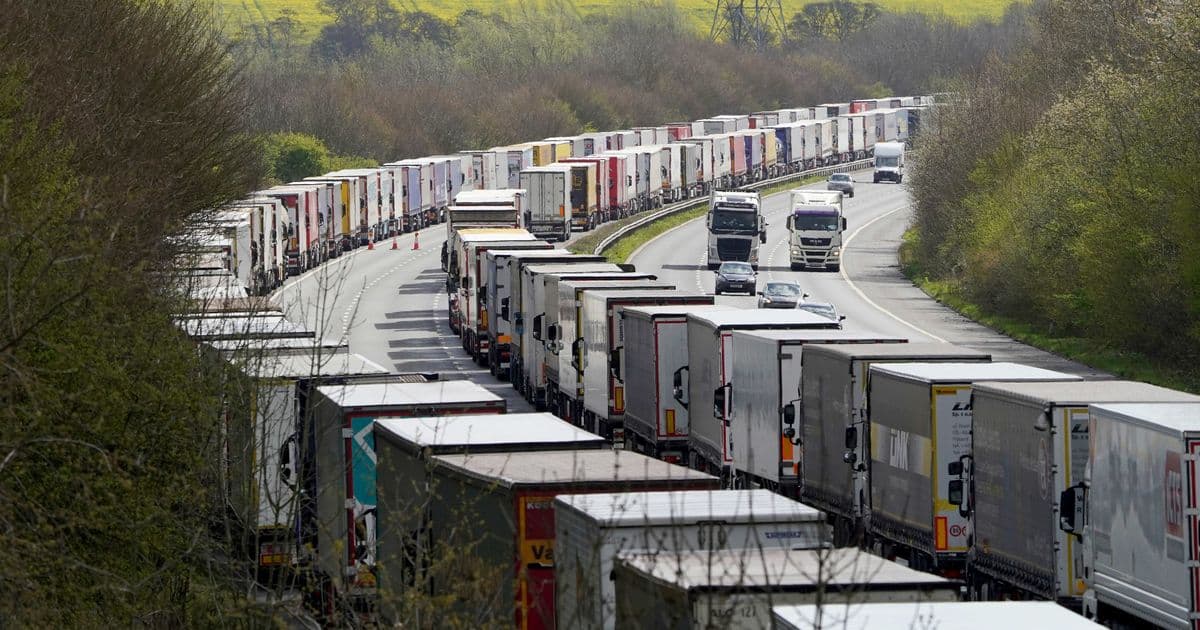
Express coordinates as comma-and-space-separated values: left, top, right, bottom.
1064, 402, 1200, 629
520, 166, 572, 241
706, 190, 766, 269
786, 190, 846, 271
873, 141, 905, 183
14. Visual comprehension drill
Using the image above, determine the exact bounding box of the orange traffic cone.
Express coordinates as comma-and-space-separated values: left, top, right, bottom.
367, 238, 374, 250
412, 230, 420, 250
391, 236, 398, 250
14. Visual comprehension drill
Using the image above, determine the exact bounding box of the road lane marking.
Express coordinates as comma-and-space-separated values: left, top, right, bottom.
839, 206, 946, 342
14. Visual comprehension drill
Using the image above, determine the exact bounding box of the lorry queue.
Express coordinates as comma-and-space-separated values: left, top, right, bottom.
171, 93, 1200, 629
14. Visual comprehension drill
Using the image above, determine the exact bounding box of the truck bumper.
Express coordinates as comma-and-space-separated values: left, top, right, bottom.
790, 247, 841, 268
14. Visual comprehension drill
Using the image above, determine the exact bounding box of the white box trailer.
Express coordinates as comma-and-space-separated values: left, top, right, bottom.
1071, 402, 1200, 629
686, 310, 842, 480
581, 290, 715, 444
520, 165, 573, 241
865, 362, 1081, 575
531, 272, 655, 406
328, 169, 382, 244
550, 280, 673, 423
620, 305, 729, 463
483, 248, 573, 376
461, 239, 553, 363
515, 262, 621, 402
461, 150, 500, 190
374, 412, 605, 625
730, 330, 906, 495
556, 489, 831, 630
874, 108, 900, 142
309, 380, 506, 600
223, 351, 387, 572
491, 144, 535, 188
969, 382, 1200, 605
798, 343, 991, 545
773, 601, 1104, 630
616, 548, 958, 630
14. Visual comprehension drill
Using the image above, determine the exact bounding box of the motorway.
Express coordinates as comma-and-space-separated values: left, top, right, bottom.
272, 177, 1108, 413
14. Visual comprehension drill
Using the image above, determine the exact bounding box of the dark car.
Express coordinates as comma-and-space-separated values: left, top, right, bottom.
826, 173, 855, 197
757, 281, 808, 309
797, 300, 845, 322
714, 261, 757, 295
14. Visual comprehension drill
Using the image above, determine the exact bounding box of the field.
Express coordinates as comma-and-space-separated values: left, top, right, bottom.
210, 0, 1024, 41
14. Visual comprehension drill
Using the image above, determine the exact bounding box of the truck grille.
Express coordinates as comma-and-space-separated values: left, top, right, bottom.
801, 237, 831, 246
717, 238, 751, 261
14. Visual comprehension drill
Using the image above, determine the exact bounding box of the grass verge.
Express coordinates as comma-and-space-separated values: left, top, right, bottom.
899, 229, 1200, 393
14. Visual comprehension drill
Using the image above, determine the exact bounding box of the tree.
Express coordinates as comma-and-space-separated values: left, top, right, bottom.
261, 132, 332, 184
787, 1, 881, 44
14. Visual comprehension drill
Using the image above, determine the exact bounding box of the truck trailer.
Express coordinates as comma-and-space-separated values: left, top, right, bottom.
773, 601, 1104, 630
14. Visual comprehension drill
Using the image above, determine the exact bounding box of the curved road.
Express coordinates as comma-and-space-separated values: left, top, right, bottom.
271, 178, 1107, 417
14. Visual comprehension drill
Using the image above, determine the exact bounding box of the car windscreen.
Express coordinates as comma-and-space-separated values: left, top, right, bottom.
766, 283, 801, 296
721, 263, 753, 274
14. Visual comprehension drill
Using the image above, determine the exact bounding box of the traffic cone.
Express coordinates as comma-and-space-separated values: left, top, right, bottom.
367, 238, 374, 250
391, 236, 398, 250
412, 230, 420, 250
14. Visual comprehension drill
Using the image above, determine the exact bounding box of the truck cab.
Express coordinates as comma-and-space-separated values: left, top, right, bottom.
873, 141, 905, 183
787, 190, 846, 271
706, 190, 766, 269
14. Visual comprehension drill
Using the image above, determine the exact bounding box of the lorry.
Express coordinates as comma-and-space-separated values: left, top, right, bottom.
459, 239, 552, 364
787, 190, 847, 271
482, 248, 575, 377
547, 279, 674, 424
445, 229, 537, 331
773, 601, 1104, 630
798, 343, 991, 546
706, 191, 766, 269
620, 305, 728, 464
555, 489, 831, 630
729, 329, 906, 496
308, 380, 506, 601
615, 548, 958, 630
684, 309, 842, 482
519, 166, 573, 241
873, 141, 905, 183
966, 382, 1200, 604
580, 290, 714, 445
412, 450, 717, 630
446, 189, 526, 237
864, 362, 1080, 575
374, 412, 606, 625
1062, 402, 1200, 629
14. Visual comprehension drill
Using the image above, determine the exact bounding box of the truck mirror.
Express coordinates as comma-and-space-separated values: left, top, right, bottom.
672, 366, 689, 407
782, 405, 795, 426
547, 323, 558, 342
948, 480, 964, 506
1059, 484, 1085, 536
759, 230, 767, 244
501, 297, 510, 321
842, 217, 848, 231
842, 450, 857, 465
844, 426, 857, 449
529, 313, 541, 339
948, 461, 962, 476
572, 338, 584, 370
609, 348, 621, 378
713, 383, 730, 421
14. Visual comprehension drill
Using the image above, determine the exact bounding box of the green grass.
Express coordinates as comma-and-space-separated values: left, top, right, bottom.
899, 229, 1200, 394
209, 0, 1025, 42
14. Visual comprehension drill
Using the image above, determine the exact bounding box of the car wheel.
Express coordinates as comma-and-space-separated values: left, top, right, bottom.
715, 287, 722, 295
850, 191, 855, 197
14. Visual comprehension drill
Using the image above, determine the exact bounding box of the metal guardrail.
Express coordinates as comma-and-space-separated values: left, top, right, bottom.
594, 157, 877, 256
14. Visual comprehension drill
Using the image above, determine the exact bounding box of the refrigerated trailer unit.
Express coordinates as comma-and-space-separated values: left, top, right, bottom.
968, 381, 1200, 605
579, 290, 715, 444
864, 362, 1080, 575
615, 548, 958, 630
773, 601, 1104, 630
374, 413, 605, 625
555, 489, 831, 630
416, 450, 717, 630
460, 239, 552, 364
729, 329, 906, 496
483, 248, 573, 377
620, 305, 728, 464
308, 380, 505, 600
798, 343, 991, 545
1067, 402, 1200, 629
685, 309, 841, 481
520, 165, 573, 241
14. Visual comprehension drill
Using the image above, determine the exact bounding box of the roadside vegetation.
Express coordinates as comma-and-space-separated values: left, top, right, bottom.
906, 0, 1200, 391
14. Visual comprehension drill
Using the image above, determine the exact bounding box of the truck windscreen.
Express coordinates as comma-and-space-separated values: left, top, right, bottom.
877, 156, 899, 167
711, 208, 758, 231
792, 213, 839, 231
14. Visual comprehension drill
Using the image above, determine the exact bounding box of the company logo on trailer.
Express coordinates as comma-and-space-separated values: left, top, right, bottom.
1166, 451, 1183, 539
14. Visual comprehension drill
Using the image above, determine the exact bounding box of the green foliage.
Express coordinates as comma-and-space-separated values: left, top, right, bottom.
262, 131, 331, 183
907, 0, 1200, 377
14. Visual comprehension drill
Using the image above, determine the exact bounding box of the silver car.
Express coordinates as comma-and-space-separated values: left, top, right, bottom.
797, 300, 846, 322
826, 173, 855, 197
757, 281, 807, 309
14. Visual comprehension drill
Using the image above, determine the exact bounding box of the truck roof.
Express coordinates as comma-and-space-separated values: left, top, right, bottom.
560, 278, 667, 290
454, 189, 524, 202
803, 342, 990, 361
870, 361, 1081, 384
972, 380, 1200, 407
486, 248, 573, 259
555, 489, 822, 526
179, 315, 315, 340
618, 548, 951, 591
688, 308, 841, 330
621, 304, 728, 320
314, 380, 503, 409
456, 230, 537, 243
582, 289, 705, 303
431, 449, 715, 488
732, 329, 905, 344
232, 352, 387, 380
375, 413, 603, 450
208, 336, 347, 353
525, 262, 622, 275
1090, 402, 1200, 434
790, 205, 839, 214
773, 601, 1102, 629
